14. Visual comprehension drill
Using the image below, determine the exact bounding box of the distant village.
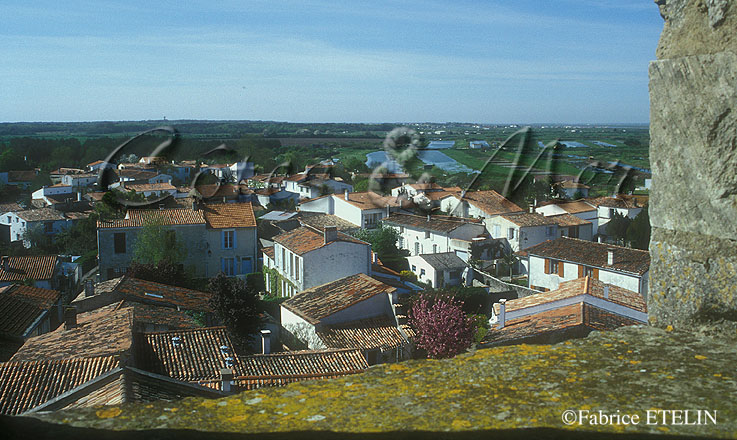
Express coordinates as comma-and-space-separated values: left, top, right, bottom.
0, 153, 650, 415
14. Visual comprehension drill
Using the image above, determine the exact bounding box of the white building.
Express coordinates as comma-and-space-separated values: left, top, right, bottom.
407, 252, 467, 288
486, 212, 559, 253
86, 160, 116, 172
124, 182, 178, 198
266, 225, 371, 297
283, 173, 353, 200
61, 173, 98, 188
0, 209, 74, 246
525, 237, 650, 296
31, 185, 75, 205
586, 195, 644, 235
299, 191, 406, 229
535, 200, 599, 232
439, 190, 524, 220
382, 213, 488, 262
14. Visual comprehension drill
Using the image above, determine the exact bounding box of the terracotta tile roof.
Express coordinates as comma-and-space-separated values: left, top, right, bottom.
449, 190, 524, 217
87, 160, 106, 166
499, 212, 557, 227
97, 208, 206, 228
273, 225, 367, 256
115, 276, 213, 313
383, 213, 480, 234
232, 349, 369, 390
546, 213, 591, 227
124, 301, 203, 330
0, 255, 59, 282
84, 192, 106, 201
136, 327, 237, 382
11, 305, 134, 362
538, 199, 596, 214
7, 170, 36, 182
202, 202, 256, 228
339, 191, 407, 210
0, 285, 60, 337
317, 316, 408, 351
0, 203, 22, 214
285, 173, 308, 182
282, 273, 396, 325
49, 168, 85, 176
119, 169, 157, 180
525, 237, 650, 275
492, 277, 647, 315
15, 208, 66, 222
125, 182, 176, 192
298, 213, 359, 232
587, 195, 641, 209
0, 355, 120, 415
262, 246, 275, 260
192, 184, 251, 199
483, 303, 643, 346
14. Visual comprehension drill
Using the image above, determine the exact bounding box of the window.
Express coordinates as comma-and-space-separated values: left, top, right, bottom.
114, 233, 126, 254
609, 208, 615, 218
222, 230, 235, 249
295, 257, 299, 281
424, 231, 430, 239
411, 265, 416, 271
420, 268, 426, 276
432, 244, 437, 253
550, 260, 559, 274
365, 212, 381, 227
398, 237, 404, 248
583, 266, 596, 278
399, 226, 404, 233
546, 226, 555, 236
414, 242, 420, 255
508, 228, 515, 239
282, 248, 286, 270
290, 253, 295, 278
221, 257, 235, 276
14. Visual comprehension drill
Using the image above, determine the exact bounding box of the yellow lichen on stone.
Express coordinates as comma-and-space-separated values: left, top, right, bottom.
96, 407, 122, 419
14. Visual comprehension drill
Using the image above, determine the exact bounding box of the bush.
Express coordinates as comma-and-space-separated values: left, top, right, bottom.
399, 270, 417, 282
409, 295, 475, 359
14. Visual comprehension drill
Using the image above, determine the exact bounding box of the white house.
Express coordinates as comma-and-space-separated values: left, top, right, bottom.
0, 209, 75, 247
298, 191, 406, 229
469, 141, 490, 149
124, 182, 178, 199
86, 160, 116, 173
61, 173, 97, 188
547, 213, 594, 241
536, 199, 599, 232
31, 185, 75, 205
439, 190, 524, 220
525, 237, 650, 296
407, 252, 467, 288
284, 173, 353, 200
280, 273, 409, 364
202, 161, 255, 183
382, 213, 489, 262
486, 212, 559, 253
586, 195, 644, 235
390, 182, 460, 209
267, 225, 371, 297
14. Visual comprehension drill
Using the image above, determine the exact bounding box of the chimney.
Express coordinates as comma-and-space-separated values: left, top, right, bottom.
324, 226, 337, 244
497, 299, 507, 329
607, 249, 615, 266
597, 236, 603, 243
371, 251, 378, 264
528, 205, 534, 213
64, 306, 77, 330
427, 214, 431, 222
77, 192, 82, 202
344, 189, 349, 201
84, 280, 95, 298
386, 204, 390, 217
220, 368, 234, 393
260, 329, 271, 355
603, 284, 610, 299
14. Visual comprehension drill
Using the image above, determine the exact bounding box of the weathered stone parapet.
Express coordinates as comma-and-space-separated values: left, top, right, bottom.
648, 0, 737, 325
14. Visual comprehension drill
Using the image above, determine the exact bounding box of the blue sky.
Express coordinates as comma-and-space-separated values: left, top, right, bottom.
1, 0, 663, 123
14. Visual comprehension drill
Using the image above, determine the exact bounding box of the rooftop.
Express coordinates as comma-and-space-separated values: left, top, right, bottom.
338, 191, 408, 211
525, 237, 651, 275
448, 190, 524, 217
15, 208, 66, 222
202, 202, 257, 229
499, 212, 557, 227
414, 252, 467, 270
383, 213, 480, 234
114, 276, 213, 313
273, 225, 367, 255
282, 273, 396, 325
0, 255, 59, 282
0, 355, 120, 415
587, 195, 642, 209
317, 316, 408, 351
538, 199, 597, 214
546, 213, 591, 227
0, 285, 61, 338
125, 182, 176, 192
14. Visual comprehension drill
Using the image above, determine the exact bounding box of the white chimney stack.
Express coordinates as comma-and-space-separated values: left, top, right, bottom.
344, 189, 349, 201
607, 249, 615, 266
497, 299, 507, 329
597, 236, 603, 243
603, 284, 610, 299
260, 329, 271, 355
220, 368, 234, 393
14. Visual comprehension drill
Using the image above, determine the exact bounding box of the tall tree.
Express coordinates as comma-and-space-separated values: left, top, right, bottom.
606, 212, 632, 244
132, 219, 185, 265
352, 225, 409, 272
208, 273, 264, 349
626, 208, 651, 250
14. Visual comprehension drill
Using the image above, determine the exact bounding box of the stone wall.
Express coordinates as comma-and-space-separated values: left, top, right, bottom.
648, 0, 737, 325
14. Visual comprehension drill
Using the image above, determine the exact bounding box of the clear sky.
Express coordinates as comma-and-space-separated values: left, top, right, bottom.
1, 0, 663, 124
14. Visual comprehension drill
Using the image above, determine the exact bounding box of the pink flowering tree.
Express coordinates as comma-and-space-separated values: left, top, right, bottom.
409, 295, 475, 359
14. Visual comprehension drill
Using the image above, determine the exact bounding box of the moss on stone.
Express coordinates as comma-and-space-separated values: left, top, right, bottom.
28, 325, 737, 437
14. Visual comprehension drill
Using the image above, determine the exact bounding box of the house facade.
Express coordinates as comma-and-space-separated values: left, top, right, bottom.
266, 225, 371, 297
299, 191, 405, 229
97, 203, 258, 281
486, 212, 558, 253
525, 237, 650, 296
438, 190, 524, 220
406, 252, 467, 288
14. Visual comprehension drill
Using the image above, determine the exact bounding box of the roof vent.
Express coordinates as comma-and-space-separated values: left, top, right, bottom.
224, 357, 234, 368
607, 249, 615, 266
171, 336, 182, 347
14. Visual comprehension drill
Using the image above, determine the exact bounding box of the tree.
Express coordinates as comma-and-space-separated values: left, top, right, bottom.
606, 212, 632, 244
128, 260, 193, 289
208, 273, 263, 349
626, 208, 650, 250
132, 219, 185, 265
351, 225, 409, 272
409, 295, 475, 359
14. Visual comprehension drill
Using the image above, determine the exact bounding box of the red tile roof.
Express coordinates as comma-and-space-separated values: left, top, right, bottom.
0, 285, 60, 337
97, 208, 206, 228
115, 276, 213, 313
499, 212, 557, 227
0, 355, 120, 415
525, 237, 650, 275
262, 246, 275, 260
538, 199, 596, 214
317, 316, 408, 351
11, 305, 135, 362
273, 225, 367, 255
0, 255, 59, 282
125, 182, 176, 192
202, 202, 257, 228
16, 208, 66, 222
493, 277, 647, 315
449, 190, 524, 217
383, 213, 481, 234
339, 191, 407, 210
546, 213, 591, 227
136, 326, 236, 382
587, 195, 641, 209
282, 273, 396, 325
